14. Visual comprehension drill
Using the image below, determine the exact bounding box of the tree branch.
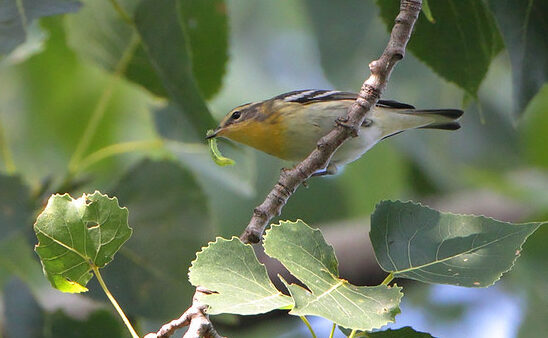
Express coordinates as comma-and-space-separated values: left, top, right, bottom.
152, 1, 422, 336
240, 0, 423, 243
146, 287, 225, 338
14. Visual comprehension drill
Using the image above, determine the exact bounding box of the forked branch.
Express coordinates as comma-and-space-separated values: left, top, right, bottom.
241, 0, 423, 243
153, 1, 423, 336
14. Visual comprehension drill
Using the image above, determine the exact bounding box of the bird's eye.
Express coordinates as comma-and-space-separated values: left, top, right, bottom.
231, 111, 241, 120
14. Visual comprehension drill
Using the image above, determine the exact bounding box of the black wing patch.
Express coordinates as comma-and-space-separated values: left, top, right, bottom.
275, 90, 415, 109
376, 99, 415, 109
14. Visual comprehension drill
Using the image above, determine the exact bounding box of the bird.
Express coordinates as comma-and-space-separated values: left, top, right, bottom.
206, 89, 463, 176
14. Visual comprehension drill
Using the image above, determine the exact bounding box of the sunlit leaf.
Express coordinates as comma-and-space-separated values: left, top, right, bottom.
33, 191, 132, 293
376, 0, 504, 96
189, 237, 293, 315
264, 220, 403, 331
0, 0, 80, 56
488, 0, 548, 116
91, 160, 214, 318
370, 201, 542, 287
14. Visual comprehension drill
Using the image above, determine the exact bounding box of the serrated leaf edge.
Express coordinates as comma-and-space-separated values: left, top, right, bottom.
188, 236, 293, 314
371, 200, 544, 287
33, 191, 131, 293
280, 274, 403, 331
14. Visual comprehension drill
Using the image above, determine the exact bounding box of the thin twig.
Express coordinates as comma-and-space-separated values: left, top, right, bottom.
240, 0, 422, 243
146, 287, 224, 338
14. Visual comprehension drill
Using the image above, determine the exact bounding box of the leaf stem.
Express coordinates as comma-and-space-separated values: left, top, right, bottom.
348, 329, 358, 338
329, 322, 336, 338
76, 139, 164, 172
300, 316, 317, 338
67, 31, 140, 176
381, 273, 394, 286
0, 118, 16, 174
91, 265, 139, 338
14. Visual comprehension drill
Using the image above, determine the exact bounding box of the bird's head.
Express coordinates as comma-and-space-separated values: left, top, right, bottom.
205, 99, 287, 159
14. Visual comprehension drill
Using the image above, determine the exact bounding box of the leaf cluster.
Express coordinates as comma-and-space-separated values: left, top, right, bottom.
0, 0, 547, 337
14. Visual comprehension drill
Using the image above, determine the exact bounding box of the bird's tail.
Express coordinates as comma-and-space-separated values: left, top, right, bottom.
375, 108, 464, 140
414, 109, 463, 130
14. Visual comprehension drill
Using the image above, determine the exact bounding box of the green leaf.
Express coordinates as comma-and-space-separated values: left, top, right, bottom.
370, 201, 542, 287
33, 191, 132, 293
488, 0, 548, 115
91, 160, 214, 318
65, 0, 228, 101
134, 0, 216, 133
376, 0, 504, 96
264, 220, 403, 331
339, 326, 434, 337
0, 0, 81, 56
189, 237, 293, 315
179, 0, 228, 99
64, 0, 167, 97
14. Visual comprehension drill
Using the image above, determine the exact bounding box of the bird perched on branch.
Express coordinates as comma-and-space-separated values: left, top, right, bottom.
207, 90, 463, 176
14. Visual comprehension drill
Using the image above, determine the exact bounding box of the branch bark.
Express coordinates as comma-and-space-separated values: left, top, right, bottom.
146, 287, 224, 338
153, 1, 422, 336
241, 0, 423, 243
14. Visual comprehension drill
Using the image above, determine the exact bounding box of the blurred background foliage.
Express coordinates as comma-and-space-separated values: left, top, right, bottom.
0, 0, 546, 337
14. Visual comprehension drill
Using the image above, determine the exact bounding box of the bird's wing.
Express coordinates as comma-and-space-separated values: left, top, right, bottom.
274, 89, 415, 109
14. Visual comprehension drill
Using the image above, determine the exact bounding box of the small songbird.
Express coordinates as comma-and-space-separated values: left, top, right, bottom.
206, 90, 463, 175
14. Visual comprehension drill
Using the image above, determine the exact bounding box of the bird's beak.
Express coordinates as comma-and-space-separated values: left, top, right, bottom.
206, 127, 221, 139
